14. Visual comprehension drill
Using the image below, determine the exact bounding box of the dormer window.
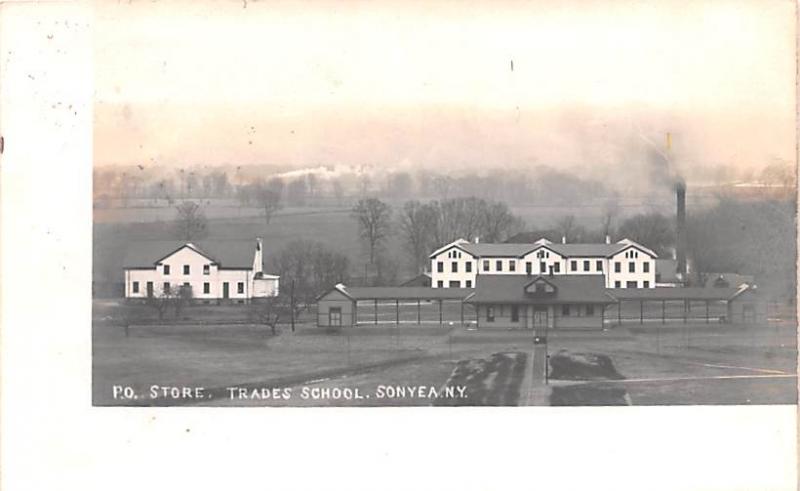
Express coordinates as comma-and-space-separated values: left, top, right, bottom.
203, 264, 210, 275
163, 264, 170, 275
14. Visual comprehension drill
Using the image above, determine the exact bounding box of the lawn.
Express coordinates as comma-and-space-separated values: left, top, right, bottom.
544, 324, 797, 405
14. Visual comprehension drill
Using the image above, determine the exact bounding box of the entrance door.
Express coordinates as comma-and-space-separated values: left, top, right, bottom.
329, 307, 342, 326
533, 307, 548, 329
146, 281, 153, 298
223, 282, 229, 299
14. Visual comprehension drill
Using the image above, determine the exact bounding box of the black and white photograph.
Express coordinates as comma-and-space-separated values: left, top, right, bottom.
88, 0, 798, 408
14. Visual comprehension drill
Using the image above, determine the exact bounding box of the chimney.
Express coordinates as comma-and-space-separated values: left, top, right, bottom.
561, 236, 566, 244
605, 235, 611, 244
675, 181, 687, 279
474, 237, 480, 244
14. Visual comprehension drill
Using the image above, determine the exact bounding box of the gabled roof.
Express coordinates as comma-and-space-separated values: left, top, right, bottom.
437, 238, 656, 259
429, 239, 472, 258
467, 275, 614, 305
123, 240, 258, 269
318, 284, 473, 301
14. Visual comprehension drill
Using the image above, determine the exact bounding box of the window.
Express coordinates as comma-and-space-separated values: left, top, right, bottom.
451, 262, 458, 273
483, 260, 490, 272
596, 260, 603, 271
437, 280, 444, 288
183, 265, 190, 275
643, 262, 650, 273
570, 260, 577, 271
132, 281, 139, 293
449, 280, 460, 288
203, 282, 210, 294
643, 281, 650, 288
486, 306, 495, 322
437, 261, 444, 273
553, 263, 561, 273
583, 260, 590, 271
203, 264, 210, 275
540, 261, 546, 273
614, 281, 621, 288
586, 305, 595, 316
614, 262, 621, 273
163, 282, 170, 294
163, 264, 170, 275
626, 281, 637, 288
465, 262, 472, 273
465, 280, 472, 288
237, 282, 244, 294
511, 306, 519, 322
496, 260, 503, 271
509, 260, 516, 272
628, 262, 635, 273
562, 305, 571, 316
526, 262, 532, 274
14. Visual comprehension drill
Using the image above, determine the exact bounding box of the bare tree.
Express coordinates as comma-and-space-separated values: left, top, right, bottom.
398, 201, 438, 274
254, 183, 282, 225
249, 298, 283, 336
480, 201, 523, 242
617, 212, 673, 256
331, 178, 345, 206
351, 198, 392, 264
601, 198, 620, 238
270, 239, 350, 323
554, 214, 586, 242
174, 201, 208, 242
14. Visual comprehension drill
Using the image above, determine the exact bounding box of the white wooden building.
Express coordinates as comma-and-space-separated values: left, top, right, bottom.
123, 238, 279, 302
430, 237, 657, 289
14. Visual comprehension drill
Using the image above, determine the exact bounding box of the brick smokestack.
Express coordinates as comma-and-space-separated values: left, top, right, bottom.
675, 180, 687, 278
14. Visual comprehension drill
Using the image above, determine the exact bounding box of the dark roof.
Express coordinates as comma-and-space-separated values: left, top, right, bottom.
455, 241, 648, 259
467, 275, 615, 305
400, 273, 432, 287
331, 286, 474, 301
123, 240, 257, 269
703, 273, 755, 289
607, 287, 746, 301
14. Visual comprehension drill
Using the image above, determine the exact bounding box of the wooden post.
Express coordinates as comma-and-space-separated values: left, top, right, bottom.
640, 300, 644, 325
417, 299, 421, 324
662, 299, 666, 324
374, 299, 378, 325
618, 299, 622, 326
396, 299, 400, 325
706, 300, 710, 324
460, 301, 464, 325
290, 279, 295, 332
439, 299, 443, 325
601, 305, 605, 330
683, 299, 688, 324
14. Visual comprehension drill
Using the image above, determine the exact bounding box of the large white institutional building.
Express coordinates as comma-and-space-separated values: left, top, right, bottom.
123, 238, 279, 302
430, 237, 657, 289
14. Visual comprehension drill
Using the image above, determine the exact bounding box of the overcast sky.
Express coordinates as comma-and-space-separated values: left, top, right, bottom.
94, 0, 796, 181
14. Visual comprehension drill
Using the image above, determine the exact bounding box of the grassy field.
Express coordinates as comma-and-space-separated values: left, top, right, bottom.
93, 206, 411, 294
93, 298, 797, 406
545, 324, 797, 405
